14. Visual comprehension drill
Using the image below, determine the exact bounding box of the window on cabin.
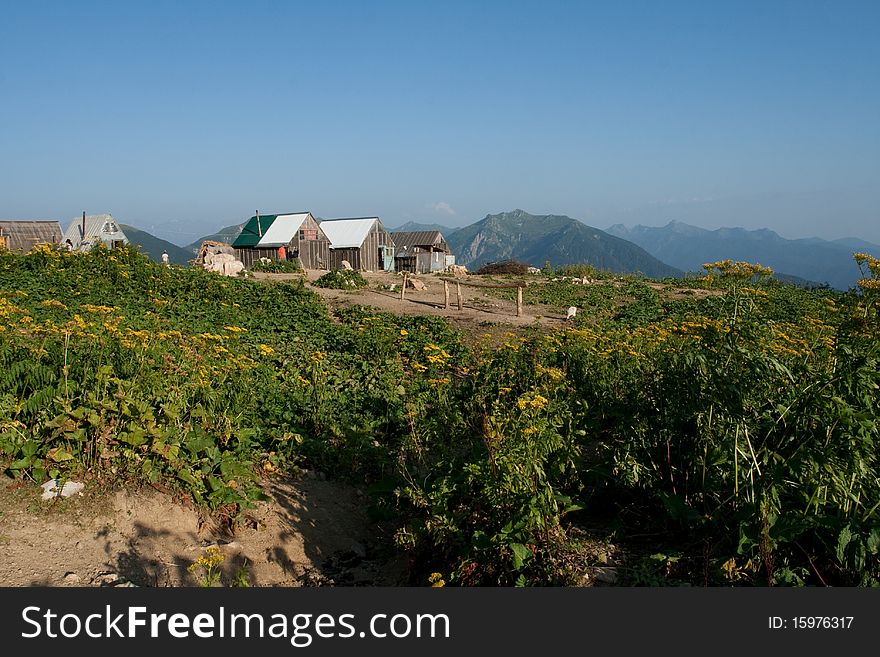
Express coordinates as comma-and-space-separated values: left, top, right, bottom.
300, 229, 318, 240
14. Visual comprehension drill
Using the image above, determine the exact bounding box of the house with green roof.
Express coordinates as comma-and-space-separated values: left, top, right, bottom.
232, 211, 330, 270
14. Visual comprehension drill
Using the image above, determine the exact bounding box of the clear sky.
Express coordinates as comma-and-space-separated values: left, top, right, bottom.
1, 0, 877, 245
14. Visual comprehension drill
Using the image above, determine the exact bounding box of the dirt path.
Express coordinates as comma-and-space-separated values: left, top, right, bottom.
0, 473, 405, 587
253, 270, 570, 330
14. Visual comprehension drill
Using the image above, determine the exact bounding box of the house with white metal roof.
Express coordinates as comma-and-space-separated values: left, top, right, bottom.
63, 214, 128, 251
319, 217, 395, 271
231, 211, 330, 269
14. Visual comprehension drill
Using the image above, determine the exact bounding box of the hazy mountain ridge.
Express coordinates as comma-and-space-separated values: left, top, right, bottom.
185, 224, 245, 253
121, 224, 194, 265
606, 221, 877, 289
448, 210, 681, 278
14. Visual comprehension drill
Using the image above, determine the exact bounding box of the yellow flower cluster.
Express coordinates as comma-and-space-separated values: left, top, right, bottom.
424, 343, 451, 365
702, 260, 774, 279
517, 394, 549, 411
81, 304, 117, 314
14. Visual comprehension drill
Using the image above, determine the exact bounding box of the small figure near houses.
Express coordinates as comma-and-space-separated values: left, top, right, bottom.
162, 250, 169, 266
65, 239, 74, 252
277, 245, 286, 261
566, 306, 578, 321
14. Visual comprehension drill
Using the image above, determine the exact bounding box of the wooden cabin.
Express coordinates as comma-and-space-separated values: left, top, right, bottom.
232, 212, 330, 270
319, 217, 395, 271
391, 230, 454, 274
0, 220, 62, 252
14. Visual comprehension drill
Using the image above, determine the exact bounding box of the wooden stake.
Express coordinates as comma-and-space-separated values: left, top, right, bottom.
456, 281, 462, 311
400, 272, 407, 300
516, 286, 523, 317
444, 280, 449, 309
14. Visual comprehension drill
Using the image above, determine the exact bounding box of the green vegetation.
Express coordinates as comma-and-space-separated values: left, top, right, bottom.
1, 244, 878, 586
312, 269, 368, 289
249, 259, 303, 274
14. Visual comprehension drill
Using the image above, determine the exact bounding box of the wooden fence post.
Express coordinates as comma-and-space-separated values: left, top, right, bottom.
444, 280, 449, 309
456, 281, 462, 311
401, 273, 407, 300
516, 286, 523, 317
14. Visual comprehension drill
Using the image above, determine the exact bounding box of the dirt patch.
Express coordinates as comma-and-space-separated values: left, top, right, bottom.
0, 473, 405, 587
253, 270, 570, 341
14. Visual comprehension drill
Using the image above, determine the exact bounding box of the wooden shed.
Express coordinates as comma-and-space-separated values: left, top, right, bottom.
391, 230, 454, 274
232, 212, 330, 270
319, 217, 395, 271
0, 220, 63, 252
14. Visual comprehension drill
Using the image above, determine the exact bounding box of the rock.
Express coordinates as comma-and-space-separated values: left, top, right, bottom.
406, 277, 427, 291
350, 542, 367, 559
41, 479, 85, 500
566, 306, 578, 320
593, 567, 618, 585
527, 267, 541, 274
341, 260, 353, 270
222, 260, 244, 277
94, 572, 119, 586
62, 572, 81, 584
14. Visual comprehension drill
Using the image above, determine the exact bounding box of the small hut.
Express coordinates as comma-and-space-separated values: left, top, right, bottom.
319, 217, 395, 271
232, 211, 330, 270
63, 214, 128, 251
0, 220, 63, 252
391, 230, 454, 274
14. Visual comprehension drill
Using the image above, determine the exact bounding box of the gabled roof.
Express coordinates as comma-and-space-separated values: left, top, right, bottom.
391, 230, 449, 253
232, 212, 316, 248
0, 220, 62, 252
319, 217, 380, 249
63, 214, 128, 248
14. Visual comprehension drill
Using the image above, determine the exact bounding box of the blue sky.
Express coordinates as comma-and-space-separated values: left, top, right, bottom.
1, 0, 878, 245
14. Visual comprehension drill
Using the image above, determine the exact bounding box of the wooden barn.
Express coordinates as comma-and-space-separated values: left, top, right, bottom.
391, 230, 454, 273
63, 214, 128, 251
0, 220, 62, 252
232, 212, 330, 270
319, 217, 395, 271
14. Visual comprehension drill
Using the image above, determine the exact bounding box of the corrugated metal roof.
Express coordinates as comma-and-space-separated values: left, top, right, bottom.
63, 215, 128, 250
0, 220, 63, 252
391, 230, 449, 253
232, 214, 279, 248
257, 212, 311, 247
319, 217, 378, 249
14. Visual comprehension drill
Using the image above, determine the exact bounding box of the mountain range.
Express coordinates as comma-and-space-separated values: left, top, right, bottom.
119, 212, 878, 287
447, 210, 681, 278
606, 221, 878, 290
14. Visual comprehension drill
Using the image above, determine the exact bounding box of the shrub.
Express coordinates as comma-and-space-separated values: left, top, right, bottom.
476, 260, 529, 275
313, 269, 368, 289
250, 259, 302, 273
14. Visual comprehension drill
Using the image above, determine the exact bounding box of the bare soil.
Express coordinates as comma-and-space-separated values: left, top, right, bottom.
0, 473, 406, 587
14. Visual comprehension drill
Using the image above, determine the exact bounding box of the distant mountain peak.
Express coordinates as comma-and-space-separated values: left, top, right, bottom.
448, 210, 681, 278
612, 221, 869, 289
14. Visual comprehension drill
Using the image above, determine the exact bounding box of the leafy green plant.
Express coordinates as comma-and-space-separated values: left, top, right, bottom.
249, 259, 303, 273
312, 269, 367, 289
